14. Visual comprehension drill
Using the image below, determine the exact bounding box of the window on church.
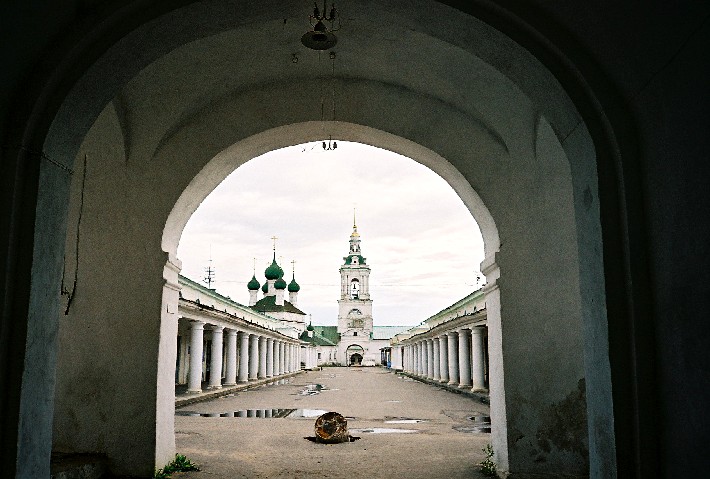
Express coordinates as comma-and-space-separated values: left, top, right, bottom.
318, 352, 321, 359
354, 332, 357, 336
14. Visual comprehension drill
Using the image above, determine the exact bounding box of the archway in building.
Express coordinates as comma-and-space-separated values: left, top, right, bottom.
5, 1, 625, 477
346, 346, 366, 367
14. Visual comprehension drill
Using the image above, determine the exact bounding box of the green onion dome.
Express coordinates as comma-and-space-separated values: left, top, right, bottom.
261, 282, 268, 293
274, 276, 287, 290
265, 257, 282, 280
307, 322, 314, 331
288, 277, 301, 292
247, 275, 261, 291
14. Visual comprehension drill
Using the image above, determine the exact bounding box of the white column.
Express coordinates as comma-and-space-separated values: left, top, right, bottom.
238, 332, 249, 383
419, 341, 424, 375
276, 340, 282, 375
471, 327, 487, 391
433, 338, 441, 381
439, 334, 449, 383
409, 343, 415, 374
275, 341, 282, 376
427, 339, 435, 379
458, 328, 472, 388
414, 342, 419, 374
284, 343, 290, 373
258, 336, 267, 379
249, 334, 259, 380
280, 342, 286, 374
224, 329, 238, 386
447, 331, 459, 386
188, 321, 205, 393
265, 338, 274, 378
208, 326, 223, 389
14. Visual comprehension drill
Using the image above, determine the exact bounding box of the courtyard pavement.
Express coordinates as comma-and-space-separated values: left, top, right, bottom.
172, 367, 493, 478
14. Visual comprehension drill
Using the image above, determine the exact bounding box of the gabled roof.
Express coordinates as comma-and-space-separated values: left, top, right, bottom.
250, 295, 306, 315
300, 325, 339, 346
372, 325, 414, 340
313, 326, 340, 345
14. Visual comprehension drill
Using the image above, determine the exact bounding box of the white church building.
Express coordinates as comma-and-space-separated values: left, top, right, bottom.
301, 219, 410, 366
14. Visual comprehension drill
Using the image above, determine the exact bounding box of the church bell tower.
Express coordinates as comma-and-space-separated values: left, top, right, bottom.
337, 214, 373, 338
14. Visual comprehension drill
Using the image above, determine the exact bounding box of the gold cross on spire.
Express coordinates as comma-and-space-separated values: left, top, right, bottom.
271, 236, 278, 251
291, 259, 296, 275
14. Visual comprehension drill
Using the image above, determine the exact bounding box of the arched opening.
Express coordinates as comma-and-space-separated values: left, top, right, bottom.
4, 1, 622, 477
347, 346, 365, 367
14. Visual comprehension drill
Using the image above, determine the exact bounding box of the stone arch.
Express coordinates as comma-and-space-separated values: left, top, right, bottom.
2, 1, 628, 477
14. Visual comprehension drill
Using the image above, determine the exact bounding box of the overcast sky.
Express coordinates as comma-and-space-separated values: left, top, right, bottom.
177, 141, 484, 327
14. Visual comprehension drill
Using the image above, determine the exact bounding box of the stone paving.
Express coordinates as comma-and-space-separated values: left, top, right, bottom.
172, 367, 493, 478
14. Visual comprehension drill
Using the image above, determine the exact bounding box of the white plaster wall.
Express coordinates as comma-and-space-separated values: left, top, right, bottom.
45, 1, 609, 475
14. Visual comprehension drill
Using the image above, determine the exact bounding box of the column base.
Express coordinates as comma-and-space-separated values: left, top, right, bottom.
186, 389, 202, 394
238, 379, 249, 384
471, 386, 488, 393
447, 380, 458, 386
207, 385, 222, 390
458, 383, 473, 389
223, 382, 236, 387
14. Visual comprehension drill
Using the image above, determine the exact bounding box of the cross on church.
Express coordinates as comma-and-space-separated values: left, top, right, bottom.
271, 235, 278, 251
291, 260, 296, 274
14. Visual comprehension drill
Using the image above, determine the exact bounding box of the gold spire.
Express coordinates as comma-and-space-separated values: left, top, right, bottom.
351, 207, 359, 237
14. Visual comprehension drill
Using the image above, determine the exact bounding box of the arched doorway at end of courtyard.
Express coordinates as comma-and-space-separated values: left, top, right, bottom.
346, 345, 365, 366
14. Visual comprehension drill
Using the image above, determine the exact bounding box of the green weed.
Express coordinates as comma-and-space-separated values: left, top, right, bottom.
153, 454, 200, 478
479, 443, 496, 476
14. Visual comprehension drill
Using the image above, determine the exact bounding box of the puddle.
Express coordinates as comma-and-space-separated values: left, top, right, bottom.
453, 425, 491, 433
384, 418, 427, 424
287, 409, 329, 418
452, 415, 491, 433
350, 428, 419, 434
304, 435, 361, 443
384, 400, 401, 403
175, 408, 332, 418
468, 415, 491, 423
298, 384, 329, 396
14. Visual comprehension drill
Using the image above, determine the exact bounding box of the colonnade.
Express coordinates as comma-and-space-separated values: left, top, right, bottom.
401, 326, 488, 392
185, 320, 301, 393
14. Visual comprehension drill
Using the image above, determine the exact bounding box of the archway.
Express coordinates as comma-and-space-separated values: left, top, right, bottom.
5, 1, 620, 477
346, 345, 366, 366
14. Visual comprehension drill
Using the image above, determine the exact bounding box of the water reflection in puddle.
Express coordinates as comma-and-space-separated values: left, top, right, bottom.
350, 428, 419, 434
176, 408, 331, 418
452, 415, 492, 433
298, 384, 329, 396
384, 418, 427, 424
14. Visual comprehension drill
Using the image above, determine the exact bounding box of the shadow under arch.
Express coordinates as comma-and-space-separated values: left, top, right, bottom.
0, 0, 628, 476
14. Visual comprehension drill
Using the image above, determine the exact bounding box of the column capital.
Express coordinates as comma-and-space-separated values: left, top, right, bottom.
211, 325, 224, 332
447, 330, 458, 338
190, 320, 205, 329
225, 328, 238, 336
471, 326, 485, 335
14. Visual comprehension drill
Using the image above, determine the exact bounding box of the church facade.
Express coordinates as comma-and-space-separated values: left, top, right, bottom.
302, 220, 410, 366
